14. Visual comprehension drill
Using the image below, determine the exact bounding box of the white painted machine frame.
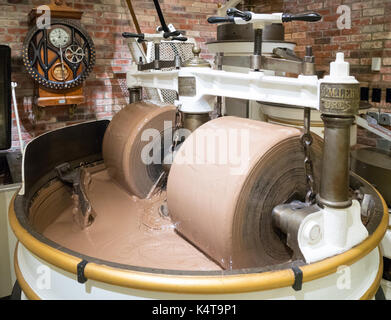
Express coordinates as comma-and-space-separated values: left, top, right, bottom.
127, 67, 320, 113
126, 26, 369, 265
9, 9, 389, 301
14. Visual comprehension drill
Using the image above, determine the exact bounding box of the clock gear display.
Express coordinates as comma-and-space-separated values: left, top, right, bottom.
22, 19, 95, 92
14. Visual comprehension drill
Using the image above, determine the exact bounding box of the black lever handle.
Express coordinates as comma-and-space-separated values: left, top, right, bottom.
207, 16, 235, 24
172, 37, 188, 42
163, 30, 181, 38
226, 8, 252, 21
122, 32, 145, 39
282, 12, 322, 23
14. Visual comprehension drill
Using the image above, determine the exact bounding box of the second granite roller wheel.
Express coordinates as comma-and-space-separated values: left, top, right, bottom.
102, 102, 176, 198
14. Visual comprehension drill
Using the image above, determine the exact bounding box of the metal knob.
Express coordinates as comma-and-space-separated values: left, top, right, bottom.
192, 46, 201, 56
183, 45, 210, 68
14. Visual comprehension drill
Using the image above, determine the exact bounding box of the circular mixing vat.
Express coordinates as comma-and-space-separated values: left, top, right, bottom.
9, 110, 389, 300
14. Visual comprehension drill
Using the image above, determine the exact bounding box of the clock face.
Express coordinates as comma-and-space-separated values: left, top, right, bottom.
49, 27, 71, 48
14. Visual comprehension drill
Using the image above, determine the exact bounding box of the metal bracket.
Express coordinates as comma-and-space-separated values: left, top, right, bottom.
219, 48, 315, 75
273, 47, 302, 62
77, 260, 89, 284
138, 59, 178, 71
55, 162, 96, 229
291, 266, 303, 291
272, 201, 320, 261
262, 56, 304, 74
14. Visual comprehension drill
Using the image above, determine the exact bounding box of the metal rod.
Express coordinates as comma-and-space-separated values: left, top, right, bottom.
125, 0, 147, 53
216, 53, 223, 117
129, 87, 142, 104
11, 82, 24, 152
251, 29, 262, 71
154, 43, 160, 70
182, 113, 210, 132
153, 0, 170, 32
154, 43, 160, 61
253, 29, 263, 56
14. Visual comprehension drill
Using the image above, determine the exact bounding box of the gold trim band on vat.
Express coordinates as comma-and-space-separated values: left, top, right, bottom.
9, 180, 389, 295
14, 240, 383, 300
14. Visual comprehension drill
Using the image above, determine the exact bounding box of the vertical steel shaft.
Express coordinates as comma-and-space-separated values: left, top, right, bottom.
154, 43, 160, 70
182, 112, 210, 132
253, 29, 263, 56
154, 43, 160, 61
129, 87, 142, 104
216, 53, 223, 117
251, 29, 263, 71
317, 116, 354, 208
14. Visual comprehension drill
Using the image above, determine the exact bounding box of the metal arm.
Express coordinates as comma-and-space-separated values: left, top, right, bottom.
126, 43, 369, 265
209, 9, 321, 73
208, 9, 321, 27
127, 65, 320, 113
153, 0, 170, 32
122, 31, 187, 43
123, 29, 187, 71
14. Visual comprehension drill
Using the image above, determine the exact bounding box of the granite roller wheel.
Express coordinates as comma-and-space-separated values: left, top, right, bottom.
167, 116, 323, 270
102, 102, 176, 198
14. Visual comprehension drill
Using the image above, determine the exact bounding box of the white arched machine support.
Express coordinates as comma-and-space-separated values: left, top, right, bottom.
127, 52, 371, 264
126, 10, 383, 265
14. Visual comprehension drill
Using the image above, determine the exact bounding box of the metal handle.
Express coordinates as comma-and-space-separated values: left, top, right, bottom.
207, 16, 235, 24
282, 12, 322, 22
122, 32, 145, 39
163, 30, 181, 38
226, 8, 252, 21
172, 37, 188, 42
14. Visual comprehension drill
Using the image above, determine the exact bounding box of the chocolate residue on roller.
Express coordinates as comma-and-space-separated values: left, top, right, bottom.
42, 168, 221, 271
167, 117, 323, 270
102, 102, 176, 199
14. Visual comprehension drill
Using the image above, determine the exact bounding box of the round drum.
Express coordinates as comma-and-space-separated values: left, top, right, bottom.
167, 117, 323, 270
102, 102, 176, 198
351, 147, 391, 207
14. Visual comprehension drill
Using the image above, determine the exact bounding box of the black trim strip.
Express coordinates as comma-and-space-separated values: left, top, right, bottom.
292, 266, 303, 291
375, 285, 386, 300
77, 260, 89, 284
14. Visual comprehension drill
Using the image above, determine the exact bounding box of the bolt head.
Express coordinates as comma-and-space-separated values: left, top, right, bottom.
303, 221, 322, 244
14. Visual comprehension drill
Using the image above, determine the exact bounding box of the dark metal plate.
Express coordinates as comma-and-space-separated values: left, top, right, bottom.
23, 120, 109, 198
351, 147, 391, 207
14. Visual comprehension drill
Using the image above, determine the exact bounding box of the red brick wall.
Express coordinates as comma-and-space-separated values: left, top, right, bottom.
284, 0, 391, 101
283, 0, 391, 146
2, 0, 391, 149
1, 0, 218, 149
